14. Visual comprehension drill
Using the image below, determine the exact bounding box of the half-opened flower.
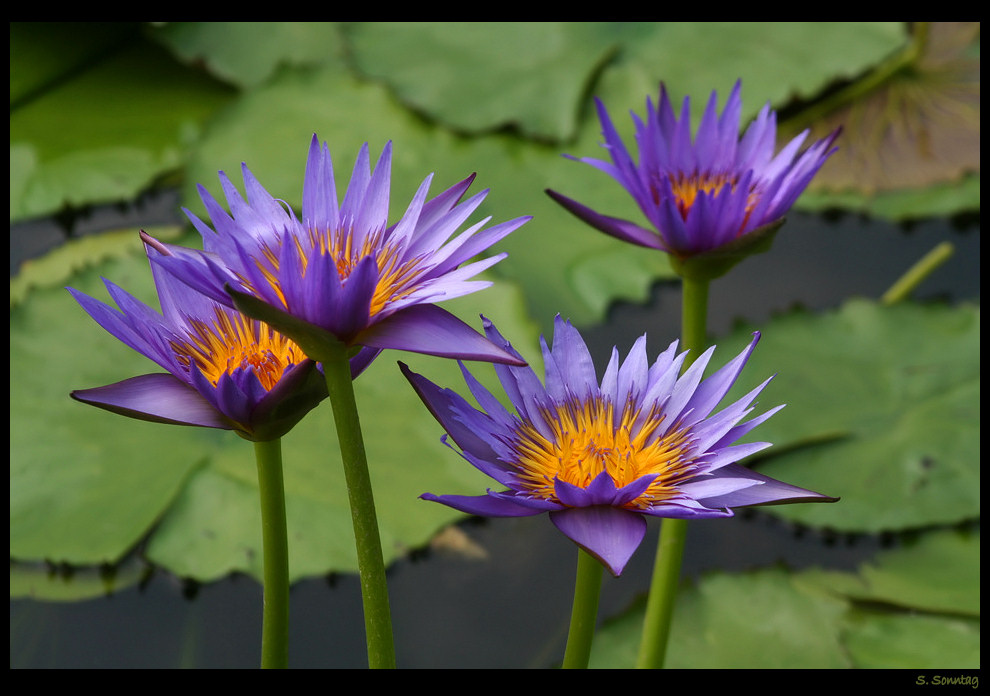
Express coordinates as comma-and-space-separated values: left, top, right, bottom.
146, 136, 530, 368
68, 241, 327, 442
547, 81, 839, 279
402, 316, 836, 576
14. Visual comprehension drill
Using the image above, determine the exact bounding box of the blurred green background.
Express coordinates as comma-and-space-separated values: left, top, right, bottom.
10, 22, 979, 668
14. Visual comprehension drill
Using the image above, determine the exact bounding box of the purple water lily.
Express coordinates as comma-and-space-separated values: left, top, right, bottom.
146, 135, 531, 368
402, 315, 836, 576
548, 81, 839, 261
68, 240, 328, 442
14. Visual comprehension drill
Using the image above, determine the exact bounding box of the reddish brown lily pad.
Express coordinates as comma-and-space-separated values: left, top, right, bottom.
796, 22, 980, 195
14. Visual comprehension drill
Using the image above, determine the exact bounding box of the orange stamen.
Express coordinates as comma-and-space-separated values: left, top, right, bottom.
173, 308, 306, 390
510, 397, 695, 509
249, 226, 423, 318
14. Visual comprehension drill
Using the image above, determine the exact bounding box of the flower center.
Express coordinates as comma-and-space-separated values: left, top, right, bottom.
668, 172, 735, 218
317, 227, 423, 317
173, 308, 306, 390
255, 227, 423, 318
656, 171, 759, 233
509, 397, 695, 509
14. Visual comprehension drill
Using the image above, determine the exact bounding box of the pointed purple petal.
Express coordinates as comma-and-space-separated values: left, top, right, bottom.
71, 374, 231, 429
420, 491, 543, 518
549, 506, 647, 577
697, 463, 839, 508
358, 305, 526, 365
545, 190, 665, 250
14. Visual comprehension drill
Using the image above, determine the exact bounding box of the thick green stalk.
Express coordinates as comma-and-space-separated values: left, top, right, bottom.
254, 437, 290, 669
636, 274, 710, 669
322, 344, 396, 669
561, 549, 604, 669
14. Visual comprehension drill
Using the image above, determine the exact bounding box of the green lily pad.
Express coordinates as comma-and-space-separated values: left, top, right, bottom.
10, 557, 146, 602
798, 528, 980, 617
718, 298, 980, 532
9, 251, 217, 565
344, 22, 629, 142
796, 172, 981, 221
9, 24, 234, 222
589, 568, 851, 668
344, 22, 906, 144
150, 22, 348, 89
841, 611, 980, 669
10, 225, 182, 309
620, 22, 907, 121
590, 532, 980, 669
10, 22, 135, 107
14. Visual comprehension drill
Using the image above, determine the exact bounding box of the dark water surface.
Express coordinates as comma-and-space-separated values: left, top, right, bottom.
10, 200, 980, 668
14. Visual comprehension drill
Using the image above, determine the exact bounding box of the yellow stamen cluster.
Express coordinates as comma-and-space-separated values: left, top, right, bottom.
660, 171, 758, 232
510, 397, 695, 509
173, 308, 306, 391
669, 172, 736, 218
254, 226, 424, 318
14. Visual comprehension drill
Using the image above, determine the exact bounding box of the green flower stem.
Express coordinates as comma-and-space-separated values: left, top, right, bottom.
679, 275, 710, 363
636, 274, 710, 669
321, 344, 396, 669
561, 549, 604, 669
254, 437, 290, 669
881, 241, 954, 306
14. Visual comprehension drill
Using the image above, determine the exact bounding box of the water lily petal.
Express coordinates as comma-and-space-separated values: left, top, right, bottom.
71, 373, 232, 429
549, 506, 647, 577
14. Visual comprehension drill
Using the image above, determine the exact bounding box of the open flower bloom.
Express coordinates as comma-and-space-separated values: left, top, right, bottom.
402, 316, 837, 576
68, 241, 328, 442
146, 136, 530, 369
547, 81, 839, 271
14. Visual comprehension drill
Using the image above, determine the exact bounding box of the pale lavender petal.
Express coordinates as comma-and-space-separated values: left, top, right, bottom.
685, 333, 761, 422
678, 475, 762, 502
547, 315, 599, 401
303, 135, 339, 229
698, 464, 839, 508
359, 305, 526, 365
71, 374, 231, 429
549, 506, 647, 577
545, 190, 665, 251
399, 362, 503, 465
420, 491, 543, 518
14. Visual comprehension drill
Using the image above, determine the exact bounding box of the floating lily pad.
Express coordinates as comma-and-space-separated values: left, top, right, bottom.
10, 557, 146, 603
345, 22, 628, 142
10, 225, 182, 308
589, 568, 851, 668
10, 22, 135, 107
798, 527, 980, 617
619, 22, 907, 120
9, 251, 216, 565
797, 172, 981, 220
840, 611, 980, 669
717, 298, 980, 532
150, 22, 348, 89
344, 22, 906, 144
9, 24, 234, 222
